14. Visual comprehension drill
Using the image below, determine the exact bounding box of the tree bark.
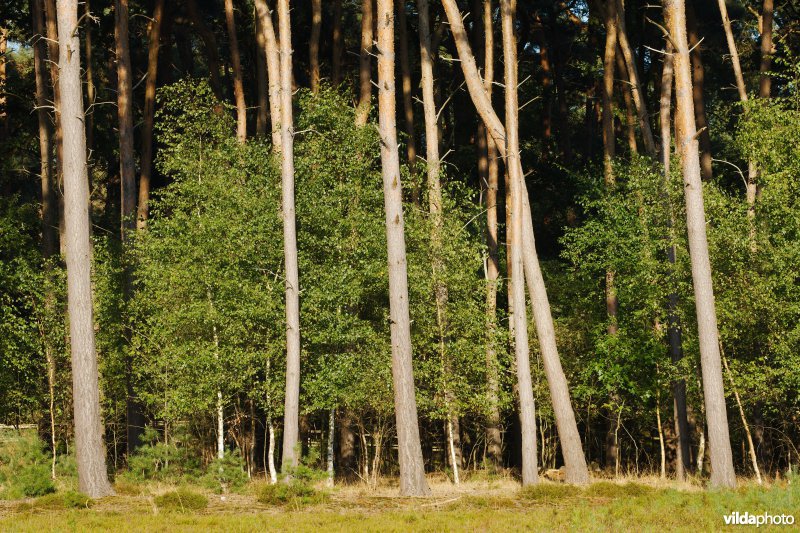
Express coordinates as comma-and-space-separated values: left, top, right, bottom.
310, 0, 322, 93
82, 1, 94, 152
615, 0, 656, 158
615, 50, 638, 154
396, 0, 417, 189
224, 0, 247, 142
665, 0, 736, 489
254, 0, 282, 151
136, 0, 165, 229
255, 9, 269, 136
601, 0, 617, 185
685, 1, 713, 181
722, 354, 761, 483
501, 0, 538, 487
277, 0, 302, 474
332, 0, 344, 85
442, 0, 590, 485
56, 0, 114, 498
355, 0, 374, 126
758, 0, 774, 99
376, 0, 430, 496
32, 0, 59, 478
481, 0, 503, 470
186, 0, 224, 100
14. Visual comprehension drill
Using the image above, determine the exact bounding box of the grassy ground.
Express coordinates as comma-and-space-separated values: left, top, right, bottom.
0, 475, 797, 532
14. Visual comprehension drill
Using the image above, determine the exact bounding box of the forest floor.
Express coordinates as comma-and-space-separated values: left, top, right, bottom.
0, 474, 797, 531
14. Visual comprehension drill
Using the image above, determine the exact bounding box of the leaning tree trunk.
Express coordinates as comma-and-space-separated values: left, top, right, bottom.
135, 0, 165, 229
309, 0, 322, 93
355, 0, 374, 126
56, 0, 114, 499
501, 0, 538, 486
376, 0, 430, 497
665, 0, 736, 489
442, 0, 590, 485
276, 0, 302, 474
224, 0, 247, 142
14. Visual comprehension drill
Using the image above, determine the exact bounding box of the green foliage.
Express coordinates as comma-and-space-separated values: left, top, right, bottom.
124, 427, 201, 482
201, 451, 249, 493
154, 488, 209, 512
22, 491, 93, 510
0, 432, 55, 499
255, 480, 327, 507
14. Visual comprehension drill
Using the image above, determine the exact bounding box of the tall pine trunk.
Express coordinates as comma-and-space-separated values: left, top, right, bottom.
355, 0, 374, 126
224, 0, 247, 142
309, 0, 322, 93
501, 0, 538, 486
136, 0, 165, 229
254, 0, 282, 151
56, 0, 114, 498
376, 0, 430, 496
665, 0, 736, 489
277, 0, 302, 474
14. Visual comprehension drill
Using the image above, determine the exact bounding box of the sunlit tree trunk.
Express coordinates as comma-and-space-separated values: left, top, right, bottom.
685, 1, 712, 181
443, 0, 589, 484
224, 0, 247, 141
396, 0, 417, 195
255, 10, 268, 136
376, 0, 430, 496
254, 0, 282, 151
276, 0, 302, 474
665, 0, 736, 489
758, 0, 774, 99
136, 0, 165, 229
310, 0, 322, 93
57, 0, 114, 498
82, 1, 95, 152
355, 0, 374, 126
601, 0, 617, 186
500, 0, 538, 487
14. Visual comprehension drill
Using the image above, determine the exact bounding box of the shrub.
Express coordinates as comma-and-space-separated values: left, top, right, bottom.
0, 432, 56, 499
23, 491, 93, 510
585, 482, 653, 498
519, 483, 582, 501
201, 451, 249, 493
154, 488, 208, 512
124, 427, 201, 483
256, 481, 327, 506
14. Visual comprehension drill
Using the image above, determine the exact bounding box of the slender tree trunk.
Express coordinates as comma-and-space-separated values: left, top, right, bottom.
666, 0, 736, 488
338, 410, 357, 479
136, 0, 165, 229
376, 0, 430, 496
83, 1, 94, 152
659, 28, 692, 481
115, 0, 145, 454
276, 0, 301, 475
442, 0, 589, 484
327, 409, 335, 487
418, 0, 458, 485
44, 0, 63, 218
57, 0, 114, 498
721, 354, 762, 483
355, 0, 374, 126
614, 50, 638, 154
254, 0, 282, 151
186, 0, 224, 100
255, 10, 269, 136
396, 0, 417, 190
332, 0, 344, 85
657, 390, 666, 478
224, 0, 247, 142
685, 1, 713, 181
32, 0, 59, 478
481, 0, 502, 470
501, 0, 538, 487
758, 0, 774, 99
614, 0, 656, 158
310, 0, 322, 93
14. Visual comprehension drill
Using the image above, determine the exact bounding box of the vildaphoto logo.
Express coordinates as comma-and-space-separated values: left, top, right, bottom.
723, 511, 795, 527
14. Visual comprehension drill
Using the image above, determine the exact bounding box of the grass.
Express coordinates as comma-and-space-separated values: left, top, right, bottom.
0, 477, 797, 531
